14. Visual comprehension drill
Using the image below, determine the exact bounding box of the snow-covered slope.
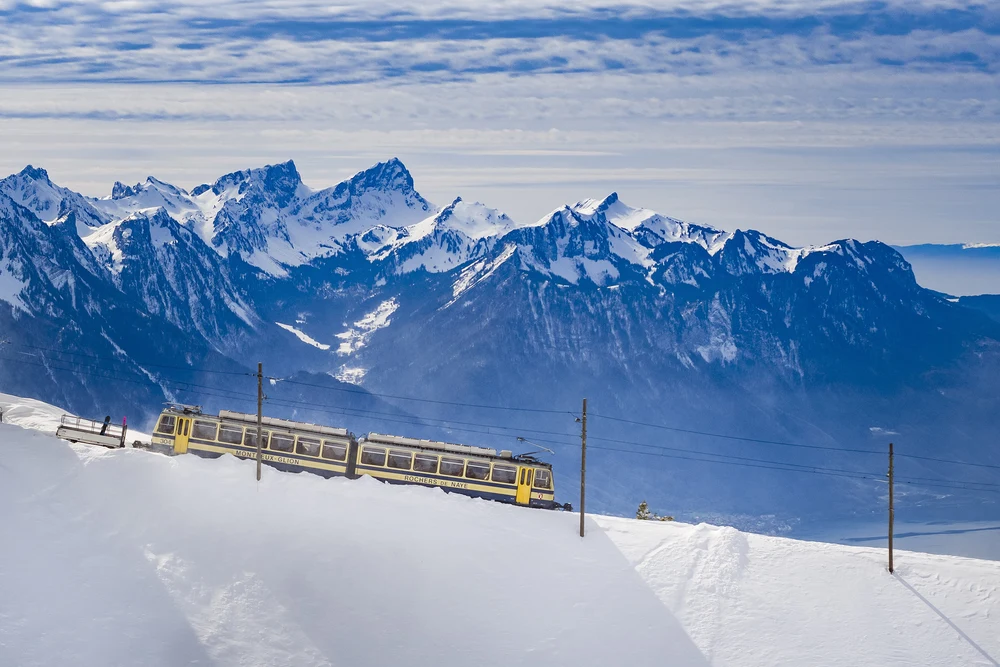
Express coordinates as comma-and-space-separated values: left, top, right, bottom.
82, 208, 258, 346
0, 391, 65, 433
200, 158, 434, 275
0, 165, 109, 232
1, 419, 998, 667
369, 197, 518, 274
573, 192, 729, 253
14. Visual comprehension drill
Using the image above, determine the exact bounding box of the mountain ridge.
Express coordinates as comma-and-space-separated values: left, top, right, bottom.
1, 157, 998, 521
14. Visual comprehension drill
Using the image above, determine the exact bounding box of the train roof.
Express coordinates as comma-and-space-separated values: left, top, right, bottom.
161, 405, 351, 439
361, 432, 552, 467
218, 410, 351, 439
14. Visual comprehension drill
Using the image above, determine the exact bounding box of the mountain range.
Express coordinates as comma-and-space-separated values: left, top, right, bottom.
1, 158, 998, 529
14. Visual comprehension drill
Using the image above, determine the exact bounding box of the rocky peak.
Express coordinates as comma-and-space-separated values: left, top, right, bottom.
18, 165, 51, 182
350, 158, 414, 194
111, 181, 140, 200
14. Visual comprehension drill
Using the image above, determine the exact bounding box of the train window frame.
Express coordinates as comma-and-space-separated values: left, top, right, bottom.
191, 420, 217, 441
218, 424, 243, 445
244, 430, 270, 449
360, 446, 386, 467
439, 457, 465, 477
296, 436, 321, 457
322, 440, 348, 461
387, 450, 412, 470
533, 469, 552, 489
465, 460, 490, 481
270, 432, 294, 453
413, 453, 438, 474
155, 415, 176, 435
491, 464, 517, 484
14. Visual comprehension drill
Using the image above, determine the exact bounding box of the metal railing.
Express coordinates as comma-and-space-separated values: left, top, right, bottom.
58, 414, 125, 439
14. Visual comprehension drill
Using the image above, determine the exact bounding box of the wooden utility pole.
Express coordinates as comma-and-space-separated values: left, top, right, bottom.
256, 362, 263, 482
580, 398, 587, 538
888, 442, 894, 573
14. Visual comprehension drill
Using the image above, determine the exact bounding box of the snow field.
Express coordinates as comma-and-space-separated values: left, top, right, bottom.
1, 403, 998, 666
0, 423, 707, 667
603, 518, 1000, 666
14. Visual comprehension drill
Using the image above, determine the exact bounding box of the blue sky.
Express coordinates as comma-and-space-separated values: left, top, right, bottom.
0, 0, 997, 245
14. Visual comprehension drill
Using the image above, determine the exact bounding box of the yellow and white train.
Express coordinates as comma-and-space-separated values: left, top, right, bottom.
148, 404, 565, 510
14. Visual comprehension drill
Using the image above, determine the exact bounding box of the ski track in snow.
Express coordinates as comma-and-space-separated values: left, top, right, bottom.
1, 400, 999, 667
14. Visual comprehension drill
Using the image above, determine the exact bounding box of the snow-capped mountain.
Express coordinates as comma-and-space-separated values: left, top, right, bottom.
368, 197, 518, 274
0, 166, 110, 233
202, 158, 433, 275
2, 157, 998, 522
82, 208, 257, 348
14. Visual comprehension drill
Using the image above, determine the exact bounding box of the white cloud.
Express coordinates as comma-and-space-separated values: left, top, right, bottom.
0, 0, 996, 246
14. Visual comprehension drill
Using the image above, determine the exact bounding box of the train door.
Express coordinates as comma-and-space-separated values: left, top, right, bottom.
516, 467, 534, 505
174, 417, 191, 454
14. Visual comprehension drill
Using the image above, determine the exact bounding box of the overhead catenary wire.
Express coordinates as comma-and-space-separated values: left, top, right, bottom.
588, 411, 884, 455
893, 453, 1000, 471
4, 345, 1000, 479
268, 375, 577, 416
0, 351, 894, 481
10, 342, 254, 377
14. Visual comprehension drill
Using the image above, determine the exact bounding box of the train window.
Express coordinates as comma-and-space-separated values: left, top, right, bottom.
297, 437, 321, 457
155, 415, 176, 435
218, 425, 243, 445
466, 460, 490, 480
387, 450, 412, 470
191, 421, 217, 440
361, 447, 386, 466
491, 464, 517, 484
244, 430, 270, 449
439, 457, 465, 477
270, 433, 294, 452
323, 440, 348, 461
413, 454, 438, 474
534, 469, 552, 489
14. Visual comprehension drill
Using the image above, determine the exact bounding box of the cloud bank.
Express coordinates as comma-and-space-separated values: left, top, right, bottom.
0, 0, 996, 245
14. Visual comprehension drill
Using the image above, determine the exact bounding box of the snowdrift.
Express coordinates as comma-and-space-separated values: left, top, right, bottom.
1, 406, 998, 666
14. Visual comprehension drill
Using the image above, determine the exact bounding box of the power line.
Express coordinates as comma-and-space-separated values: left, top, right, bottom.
580, 444, 881, 482
10, 342, 252, 377
6, 345, 1000, 478
896, 479, 1000, 496
546, 434, 881, 477
588, 411, 884, 455
270, 376, 577, 416
895, 474, 1000, 490
2, 352, 258, 400
895, 453, 1000, 471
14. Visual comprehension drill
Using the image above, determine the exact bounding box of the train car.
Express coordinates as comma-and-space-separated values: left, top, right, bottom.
148, 405, 565, 510
356, 433, 561, 509
148, 405, 355, 477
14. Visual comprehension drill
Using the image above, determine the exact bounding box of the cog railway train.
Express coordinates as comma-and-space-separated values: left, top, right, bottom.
147, 404, 567, 510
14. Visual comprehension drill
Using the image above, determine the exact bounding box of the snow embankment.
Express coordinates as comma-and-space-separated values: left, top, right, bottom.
0, 390, 67, 434
1, 415, 998, 667
0, 423, 705, 667
0, 391, 151, 444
